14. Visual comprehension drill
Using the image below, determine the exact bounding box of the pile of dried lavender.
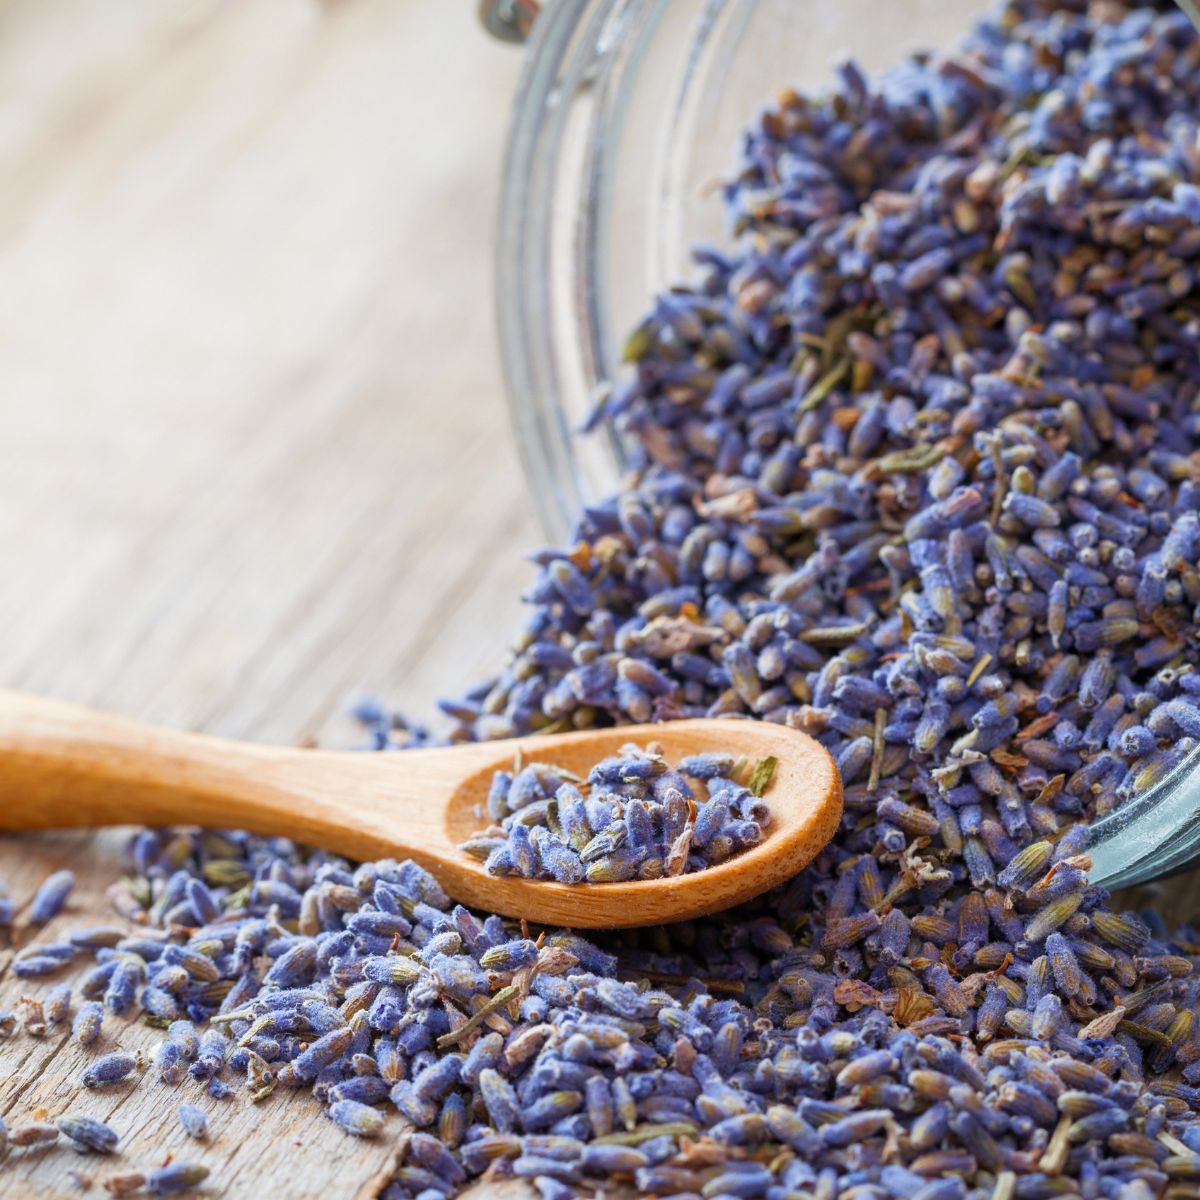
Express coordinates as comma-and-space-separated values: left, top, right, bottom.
460, 746, 774, 883
5, 0, 1200, 1196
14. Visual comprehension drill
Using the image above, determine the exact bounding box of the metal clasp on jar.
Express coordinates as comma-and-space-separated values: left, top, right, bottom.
478, 0, 541, 43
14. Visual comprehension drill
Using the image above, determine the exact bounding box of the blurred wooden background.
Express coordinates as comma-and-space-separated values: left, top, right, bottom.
0, 2, 540, 1196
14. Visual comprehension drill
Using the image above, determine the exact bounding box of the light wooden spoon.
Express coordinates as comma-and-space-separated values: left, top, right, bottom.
0, 690, 842, 929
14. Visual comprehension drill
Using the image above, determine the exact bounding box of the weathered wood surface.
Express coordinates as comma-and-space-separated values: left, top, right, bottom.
0, 3, 540, 1196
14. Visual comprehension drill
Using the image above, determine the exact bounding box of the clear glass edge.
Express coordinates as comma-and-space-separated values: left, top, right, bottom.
497, 0, 594, 543
1089, 742, 1200, 889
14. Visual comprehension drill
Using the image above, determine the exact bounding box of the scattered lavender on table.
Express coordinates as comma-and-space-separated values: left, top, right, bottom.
462, 744, 772, 883
5, 2, 1200, 1197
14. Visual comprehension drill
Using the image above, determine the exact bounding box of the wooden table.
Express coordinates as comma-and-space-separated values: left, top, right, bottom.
0, 4, 540, 1195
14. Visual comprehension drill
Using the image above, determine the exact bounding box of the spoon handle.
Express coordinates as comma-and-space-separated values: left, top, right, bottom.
0, 688, 311, 835
0, 692, 846, 928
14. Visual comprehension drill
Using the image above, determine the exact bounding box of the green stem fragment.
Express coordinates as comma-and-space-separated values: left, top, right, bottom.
966, 652, 993, 688
991, 1170, 1017, 1200
1117, 1020, 1172, 1048
799, 621, 871, 646
1159, 1131, 1195, 1158
988, 436, 1008, 526
795, 357, 852, 413
622, 319, 655, 363
876, 444, 947, 474
1040, 1115, 1072, 1175
593, 1122, 697, 1147
210, 1010, 253, 1026
436, 984, 522, 1050
867, 709, 887, 794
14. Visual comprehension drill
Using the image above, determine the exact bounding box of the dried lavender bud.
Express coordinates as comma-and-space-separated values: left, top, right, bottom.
165, 1019, 199, 1060
478, 1069, 519, 1134
997, 842, 1054, 893
153, 1041, 187, 1086
43, 982, 72, 1025
30, 869, 75, 923
1092, 911, 1151, 955
479, 939, 539, 973
72, 1001, 104, 1046
68, 927, 125, 950
103, 961, 142, 1014
328, 1099, 384, 1138
177, 1104, 208, 1141
145, 1164, 210, 1195
81, 1052, 137, 1088
57, 1116, 119, 1154
362, 956, 421, 986
13, 954, 70, 979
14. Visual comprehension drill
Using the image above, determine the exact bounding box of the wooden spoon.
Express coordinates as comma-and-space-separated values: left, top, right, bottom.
0, 690, 842, 929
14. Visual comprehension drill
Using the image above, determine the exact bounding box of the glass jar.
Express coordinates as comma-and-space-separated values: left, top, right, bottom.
494, 0, 993, 541
489, 1, 1200, 893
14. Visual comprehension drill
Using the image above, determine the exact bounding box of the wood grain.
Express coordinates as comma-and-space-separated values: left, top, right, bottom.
0, 696, 842, 929
0, 2, 541, 1196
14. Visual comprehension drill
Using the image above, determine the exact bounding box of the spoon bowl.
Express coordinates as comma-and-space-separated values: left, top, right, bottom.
0, 690, 841, 928
439, 718, 841, 926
